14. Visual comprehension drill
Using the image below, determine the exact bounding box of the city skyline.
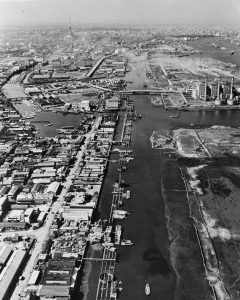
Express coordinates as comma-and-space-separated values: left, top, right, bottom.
0, 0, 240, 26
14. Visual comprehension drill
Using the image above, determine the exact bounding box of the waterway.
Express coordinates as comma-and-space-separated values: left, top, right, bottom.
31, 111, 85, 137
94, 48, 240, 299
30, 40, 240, 299
189, 36, 240, 67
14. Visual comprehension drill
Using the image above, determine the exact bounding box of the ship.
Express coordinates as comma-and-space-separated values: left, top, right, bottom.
113, 210, 129, 220
126, 190, 131, 199
114, 225, 122, 245
145, 283, 151, 296
62, 125, 74, 129
118, 281, 123, 293
121, 239, 133, 246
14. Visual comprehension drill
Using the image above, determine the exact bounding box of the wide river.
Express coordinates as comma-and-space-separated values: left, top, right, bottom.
107, 44, 240, 299
32, 37, 240, 299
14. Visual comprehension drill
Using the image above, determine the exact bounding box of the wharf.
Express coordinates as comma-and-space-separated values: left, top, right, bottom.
121, 114, 133, 146
95, 247, 117, 300
83, 257, 116, 262
109, 184, 124, 223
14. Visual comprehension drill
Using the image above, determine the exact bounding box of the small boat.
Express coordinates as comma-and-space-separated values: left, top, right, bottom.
126, 190, 131, 199
114, 225, 122, 245
145, 283, 151, 296
121, 239, 133, 246
62, 125, 74, 129
118, 281, 123, 292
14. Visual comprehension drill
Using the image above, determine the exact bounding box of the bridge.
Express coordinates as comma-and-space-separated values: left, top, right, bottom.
86, 54, 116, 78
117, 89, 170, 95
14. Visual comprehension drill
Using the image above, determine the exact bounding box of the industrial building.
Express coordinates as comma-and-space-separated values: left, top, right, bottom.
0, 246, 27, 300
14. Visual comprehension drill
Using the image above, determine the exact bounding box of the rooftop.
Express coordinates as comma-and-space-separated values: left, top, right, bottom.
3, 84, 29, 99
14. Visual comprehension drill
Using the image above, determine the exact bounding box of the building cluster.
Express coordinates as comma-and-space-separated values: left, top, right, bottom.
11, 114, 117, 300
0, 112, 118, 300
186, 77, 239, 104
94, 55, 128, 78
0, 59, 35, 87
0, 116, 95, 232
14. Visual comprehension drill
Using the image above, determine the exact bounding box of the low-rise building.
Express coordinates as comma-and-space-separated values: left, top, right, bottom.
105, 95, 120, 110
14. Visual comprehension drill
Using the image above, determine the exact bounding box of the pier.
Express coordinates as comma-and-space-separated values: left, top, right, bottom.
95, 247, 117, 300
83, 257, 116, 262
109, 183, 124, 223
121, 114, 133, 146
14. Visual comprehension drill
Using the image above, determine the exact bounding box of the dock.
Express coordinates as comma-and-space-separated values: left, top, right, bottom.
95, 247, 117, 300
109, 184, 124, 223
121, 114, 133, 146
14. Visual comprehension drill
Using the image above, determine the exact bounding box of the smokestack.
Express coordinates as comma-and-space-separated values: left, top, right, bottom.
230, 76, 234, 99
204, 79, 207, 101
217, 77, 221, 99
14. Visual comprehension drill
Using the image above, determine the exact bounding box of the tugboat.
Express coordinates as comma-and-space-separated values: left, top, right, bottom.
126, 190, 131, 199
118, 281, 123, 293
145, 283, 151, 296
114, 225, 122, 245
121, 239, 133, 246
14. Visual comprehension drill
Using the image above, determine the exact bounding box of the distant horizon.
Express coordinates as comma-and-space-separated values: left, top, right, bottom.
0, 21, 240, 28
0, 0, 240, 27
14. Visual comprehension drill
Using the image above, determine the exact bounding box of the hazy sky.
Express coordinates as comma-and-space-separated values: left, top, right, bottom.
0, 0, 240, 26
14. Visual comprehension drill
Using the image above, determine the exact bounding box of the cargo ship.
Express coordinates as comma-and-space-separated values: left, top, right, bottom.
121, 239, 133, 246
114, 225, 122, 245
113, 210, 129, 220
62, 125, 74, 129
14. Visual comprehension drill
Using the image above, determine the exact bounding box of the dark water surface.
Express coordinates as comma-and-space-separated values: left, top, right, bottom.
189, 36, 240, 67
31, 111, 85, 137
111, 96, 240, 300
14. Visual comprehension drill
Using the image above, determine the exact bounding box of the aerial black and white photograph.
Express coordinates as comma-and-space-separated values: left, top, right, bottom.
0, 0, 240, 299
